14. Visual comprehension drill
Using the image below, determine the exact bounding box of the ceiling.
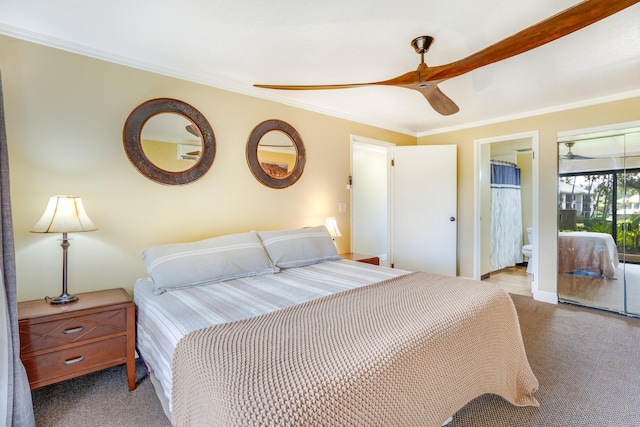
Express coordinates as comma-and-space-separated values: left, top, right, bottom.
1, 0, 639, 136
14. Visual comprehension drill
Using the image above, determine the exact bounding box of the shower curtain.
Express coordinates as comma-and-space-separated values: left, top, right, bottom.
490, 162, 523, 271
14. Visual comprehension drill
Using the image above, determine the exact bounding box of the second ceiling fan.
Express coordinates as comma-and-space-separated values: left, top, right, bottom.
255, 0, 639, 116
560, 142, 593, 161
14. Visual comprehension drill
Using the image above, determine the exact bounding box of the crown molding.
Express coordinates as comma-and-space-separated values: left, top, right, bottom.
417, 88, 640, 138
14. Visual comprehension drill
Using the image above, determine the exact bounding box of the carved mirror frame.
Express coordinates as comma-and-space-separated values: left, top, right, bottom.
246, 119, 306, 189
123, 98, 216, 185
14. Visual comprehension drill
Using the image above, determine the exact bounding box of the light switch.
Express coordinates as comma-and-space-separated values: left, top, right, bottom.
338, 202, 347, 213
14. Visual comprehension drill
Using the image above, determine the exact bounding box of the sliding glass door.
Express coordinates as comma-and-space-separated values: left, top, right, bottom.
558, 125, 640, 317
623, 131, 640, 315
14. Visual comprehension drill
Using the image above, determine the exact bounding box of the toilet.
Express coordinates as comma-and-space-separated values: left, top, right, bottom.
522, 228, 533, 260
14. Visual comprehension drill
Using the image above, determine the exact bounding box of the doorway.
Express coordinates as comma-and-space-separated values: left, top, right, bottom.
474, 131, 540, 297
350, 135, 393, 264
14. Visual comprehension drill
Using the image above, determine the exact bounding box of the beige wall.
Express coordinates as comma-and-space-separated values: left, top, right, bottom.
518, 152, 533, 242
1, 35, 415, 301
419, 96, 640, 295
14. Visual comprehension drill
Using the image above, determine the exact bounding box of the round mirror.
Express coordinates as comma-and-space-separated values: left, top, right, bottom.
123, 98, 216, 185
246, 120, 306, 189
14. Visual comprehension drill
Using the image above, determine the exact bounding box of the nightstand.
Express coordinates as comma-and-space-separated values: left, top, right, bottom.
18, 288, 136, 391
341, 252, 380, 266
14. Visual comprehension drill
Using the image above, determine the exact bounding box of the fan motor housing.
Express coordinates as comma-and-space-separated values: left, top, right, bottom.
411, 36, 434, 54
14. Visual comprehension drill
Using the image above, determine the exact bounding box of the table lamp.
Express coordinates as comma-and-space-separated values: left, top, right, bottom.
31, 195, 98, 304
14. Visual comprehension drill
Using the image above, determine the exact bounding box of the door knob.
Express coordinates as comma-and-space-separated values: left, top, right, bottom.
450, 217, 456, 222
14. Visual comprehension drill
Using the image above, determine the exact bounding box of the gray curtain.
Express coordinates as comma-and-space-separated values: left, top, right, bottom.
0, 69, 36, 425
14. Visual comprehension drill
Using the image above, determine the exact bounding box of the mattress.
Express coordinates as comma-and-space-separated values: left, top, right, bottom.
134, 259, 409, 412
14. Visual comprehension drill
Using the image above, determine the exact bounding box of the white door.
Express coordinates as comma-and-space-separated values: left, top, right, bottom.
392, 145, 457, 275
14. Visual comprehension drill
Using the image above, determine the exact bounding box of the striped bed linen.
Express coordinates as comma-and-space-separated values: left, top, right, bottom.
133, 259, 409, 412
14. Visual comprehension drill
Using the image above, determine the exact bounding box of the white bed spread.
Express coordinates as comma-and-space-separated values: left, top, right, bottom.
558, 231, 619, 279
134, 259, 409, 412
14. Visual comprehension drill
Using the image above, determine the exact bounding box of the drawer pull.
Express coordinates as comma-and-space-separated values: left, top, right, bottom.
63, 356, 84, 365
63, 326, 85, 335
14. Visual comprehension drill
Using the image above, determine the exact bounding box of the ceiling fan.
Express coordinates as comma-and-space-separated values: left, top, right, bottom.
560, 142, 593, 161
559, 141, 640, 162
185, 124, 201, 139
184, 124, 201, 158
254, 0, 639, 116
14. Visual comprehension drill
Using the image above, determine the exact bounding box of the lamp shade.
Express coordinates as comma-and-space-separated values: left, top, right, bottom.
324, 217, 342, 238
31, 196, 98, 233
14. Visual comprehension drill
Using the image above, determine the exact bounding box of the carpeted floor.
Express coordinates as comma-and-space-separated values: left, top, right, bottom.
558, 261, 640, 315
31, 294, 640, 427
450, 294, 640, 426
31, 359, 170, 427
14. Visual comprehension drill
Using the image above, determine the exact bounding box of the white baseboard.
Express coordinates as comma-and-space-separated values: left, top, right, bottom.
533, 290, 558, 304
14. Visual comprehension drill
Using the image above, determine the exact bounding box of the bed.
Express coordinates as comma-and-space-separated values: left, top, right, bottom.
558, 231, 619, 279
133, 226, 538, 426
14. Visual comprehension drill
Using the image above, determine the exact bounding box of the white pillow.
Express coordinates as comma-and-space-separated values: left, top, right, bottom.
142, 231, 279, 294
258, 225, 341, 268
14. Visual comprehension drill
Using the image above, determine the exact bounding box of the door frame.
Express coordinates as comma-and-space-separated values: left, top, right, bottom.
473, 131, 541, 297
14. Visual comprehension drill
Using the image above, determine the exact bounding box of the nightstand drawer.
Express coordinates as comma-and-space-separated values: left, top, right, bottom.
22, 335, 127, 386
356, 257, 380, 265
340, 253, 380, 266
19, 308, 127, 354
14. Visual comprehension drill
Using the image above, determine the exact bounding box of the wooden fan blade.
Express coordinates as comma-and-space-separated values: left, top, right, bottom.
255, 83, 369, 90
427, 0, 640, 82
254, 70, 420, 91
415, 85, 459, 116
186, 124, 201, 138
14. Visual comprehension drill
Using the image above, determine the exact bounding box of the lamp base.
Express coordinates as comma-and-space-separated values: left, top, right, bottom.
46, 293, 79, 305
